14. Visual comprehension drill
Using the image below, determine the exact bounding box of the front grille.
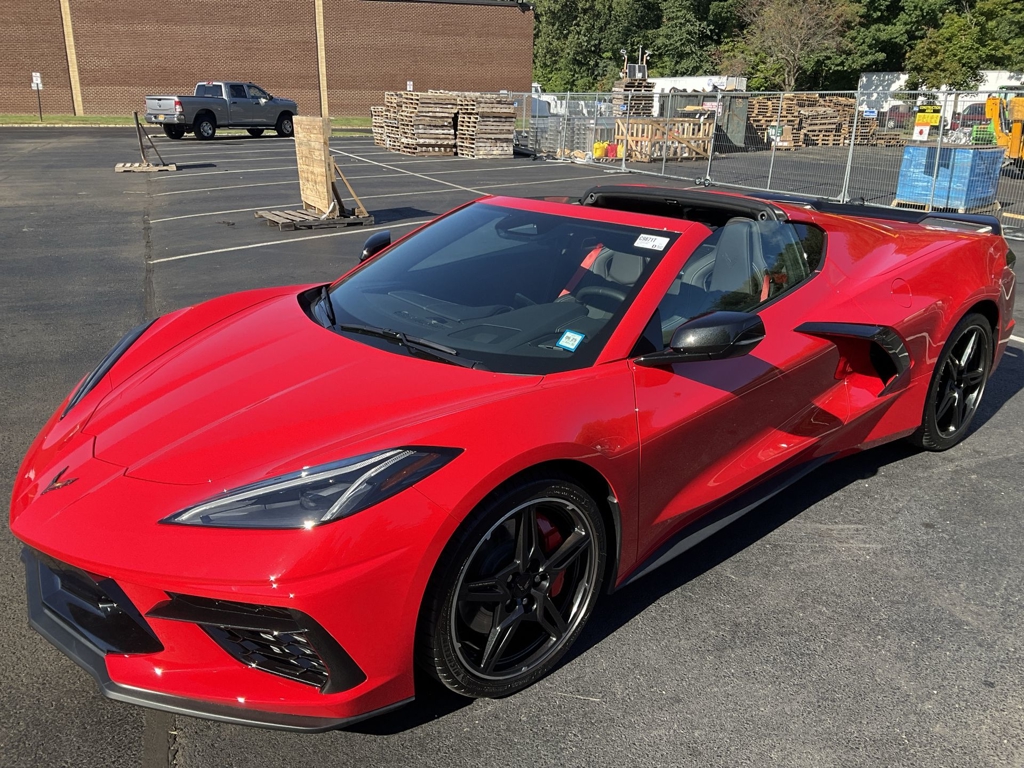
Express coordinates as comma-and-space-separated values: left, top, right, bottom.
147, 594, 366, 694
205, 625, 329, 689
29, 550, 163, 655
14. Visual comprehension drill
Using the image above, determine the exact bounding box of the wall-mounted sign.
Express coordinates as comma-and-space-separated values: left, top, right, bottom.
863, 109, 877, 118
406, 80, 413, 92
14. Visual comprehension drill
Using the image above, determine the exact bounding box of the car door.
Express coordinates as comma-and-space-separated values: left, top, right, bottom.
227, 83, 250, 123
246, 84, 273, 125
630, 218, 847, 570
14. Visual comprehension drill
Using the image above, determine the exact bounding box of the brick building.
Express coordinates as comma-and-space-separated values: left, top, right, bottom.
0, 0, 534, 117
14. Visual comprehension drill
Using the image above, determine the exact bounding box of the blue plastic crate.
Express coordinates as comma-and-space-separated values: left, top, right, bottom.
895, 144, 1005, 210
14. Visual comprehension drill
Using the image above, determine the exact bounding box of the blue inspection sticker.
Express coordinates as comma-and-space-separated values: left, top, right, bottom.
556, 330, 585, 352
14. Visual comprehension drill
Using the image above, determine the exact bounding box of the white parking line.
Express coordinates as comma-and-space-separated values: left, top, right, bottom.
1010, 334, 1024, 345
149, 220, 429, 265
150, 203, 300, 224
151, 164, 557, 196
330, 148, 484, 194
155, 148, 299, 159
166, 154, 297, 165
150, 171, 626, 222
153, 179, 300, 196
151, 165, 297, 180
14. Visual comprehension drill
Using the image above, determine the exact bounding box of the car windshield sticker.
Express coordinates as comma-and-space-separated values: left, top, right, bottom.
556, 330, 585, 352
634, 234, 670, 251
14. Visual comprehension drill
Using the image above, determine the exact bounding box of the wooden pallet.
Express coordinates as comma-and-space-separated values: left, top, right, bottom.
254, 209, 374, 231
115, 162, 177, 172
116, 112, 177, 172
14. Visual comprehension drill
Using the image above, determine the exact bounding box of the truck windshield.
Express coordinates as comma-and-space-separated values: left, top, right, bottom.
327, 202, 680, 374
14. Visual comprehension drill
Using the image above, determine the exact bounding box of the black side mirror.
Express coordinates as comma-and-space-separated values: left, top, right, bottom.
360, 230, 391, 262
635, 311, 765, 366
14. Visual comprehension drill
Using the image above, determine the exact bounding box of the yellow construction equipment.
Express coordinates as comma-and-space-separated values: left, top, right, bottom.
985, 87, 1024, 177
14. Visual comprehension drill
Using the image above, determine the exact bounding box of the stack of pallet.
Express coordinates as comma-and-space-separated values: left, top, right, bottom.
396, 91, 459, 155
799, 107, 846, 146
746, 93, 884, 148
612, 79, 655, 117
455, 94, 515, 158
370, 107, 386, 147
383, 91, 401, 150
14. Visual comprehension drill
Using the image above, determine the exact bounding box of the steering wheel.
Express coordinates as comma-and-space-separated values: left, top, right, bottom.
576, 285, 627, 305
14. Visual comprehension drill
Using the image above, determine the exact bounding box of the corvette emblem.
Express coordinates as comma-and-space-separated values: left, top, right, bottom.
41, 467, 78, 495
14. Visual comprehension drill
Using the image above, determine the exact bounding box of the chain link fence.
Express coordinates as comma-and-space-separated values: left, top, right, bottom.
510, 88, 1024, 240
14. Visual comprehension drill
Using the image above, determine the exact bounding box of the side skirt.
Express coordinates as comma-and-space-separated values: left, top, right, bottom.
615, 453, 834, 590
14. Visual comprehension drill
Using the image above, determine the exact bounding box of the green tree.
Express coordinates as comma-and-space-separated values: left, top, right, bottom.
905, 11, 984, 89
734, 0, 860, 90
649, 0, 715, 76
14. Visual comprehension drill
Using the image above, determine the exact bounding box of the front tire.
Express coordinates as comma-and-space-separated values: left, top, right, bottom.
246, 128, 265, 137
162, 125, 185, 140
911, 312, 992, 451
193, 114, 216, 140
419, 475, 606, 698
276, 112, 294, 138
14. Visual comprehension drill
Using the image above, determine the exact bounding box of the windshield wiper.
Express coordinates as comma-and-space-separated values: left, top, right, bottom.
334, 323, 487, 370
317, 285, 336, 327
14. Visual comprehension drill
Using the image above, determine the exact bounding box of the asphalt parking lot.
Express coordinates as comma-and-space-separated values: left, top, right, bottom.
1, 127, 1023, 768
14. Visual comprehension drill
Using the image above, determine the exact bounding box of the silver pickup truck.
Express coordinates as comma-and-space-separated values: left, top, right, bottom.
145, 82, 298, 140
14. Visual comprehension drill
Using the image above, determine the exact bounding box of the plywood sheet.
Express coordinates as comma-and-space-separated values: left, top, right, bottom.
293, 115, 333, 215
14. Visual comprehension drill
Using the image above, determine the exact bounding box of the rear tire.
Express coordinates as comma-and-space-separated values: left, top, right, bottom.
275, 112, 294, 138
910, 312, 992, 451
162, 125, 185, 140
193, 114, 216, 140
246, 128, 265, 137
418, 474, 606, 699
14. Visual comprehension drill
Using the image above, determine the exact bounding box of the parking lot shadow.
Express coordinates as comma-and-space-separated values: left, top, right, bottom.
343, 345, 1024, 737
972, 344, 1023, 431
369, 206, 440, 224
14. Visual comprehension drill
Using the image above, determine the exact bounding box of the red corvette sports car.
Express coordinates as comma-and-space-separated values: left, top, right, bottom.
10, 186, 1016, 730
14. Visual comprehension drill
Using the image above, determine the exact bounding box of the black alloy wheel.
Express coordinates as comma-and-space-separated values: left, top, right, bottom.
194, 114, 216, 141
246, 128, 265, 137
276, 113, 294, 138
162, 124, 185, 140
912, 312, 992, 451
420, 475, 605, 698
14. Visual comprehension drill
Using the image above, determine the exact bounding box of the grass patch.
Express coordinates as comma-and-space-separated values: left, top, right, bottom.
1, 114, 374, 128
0, 114, 137, 126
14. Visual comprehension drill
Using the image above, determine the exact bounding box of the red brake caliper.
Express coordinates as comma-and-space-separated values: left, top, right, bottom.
536, 513, 565, 597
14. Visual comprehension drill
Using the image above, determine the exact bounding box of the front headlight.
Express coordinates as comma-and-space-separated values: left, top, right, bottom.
61, 321, 154, 419
161, 447, 460, 529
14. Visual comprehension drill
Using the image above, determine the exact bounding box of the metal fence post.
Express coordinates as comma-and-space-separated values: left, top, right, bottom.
766, 92, 784, 190
660, 93, 670, 176
557, 92, 569, 160
589, 92, 599, 160
840, 91, 860, 202
621, 92, 632, 172
927, 91, 949, 210
704, 92, 722, 185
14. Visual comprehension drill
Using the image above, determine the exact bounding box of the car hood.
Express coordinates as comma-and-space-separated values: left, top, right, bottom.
84, 291, 540, 486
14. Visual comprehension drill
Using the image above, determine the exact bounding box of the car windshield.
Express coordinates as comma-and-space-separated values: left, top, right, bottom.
327, 201, 680, 374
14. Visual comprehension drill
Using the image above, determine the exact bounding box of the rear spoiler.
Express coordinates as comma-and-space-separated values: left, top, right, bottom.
745, 191, 1002, 235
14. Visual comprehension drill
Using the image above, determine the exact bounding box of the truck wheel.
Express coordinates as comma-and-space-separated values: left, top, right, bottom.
246, 128, 265, 137
276, 113, 294, 138
162, 125, 185, 140
194, 114, 217, 141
